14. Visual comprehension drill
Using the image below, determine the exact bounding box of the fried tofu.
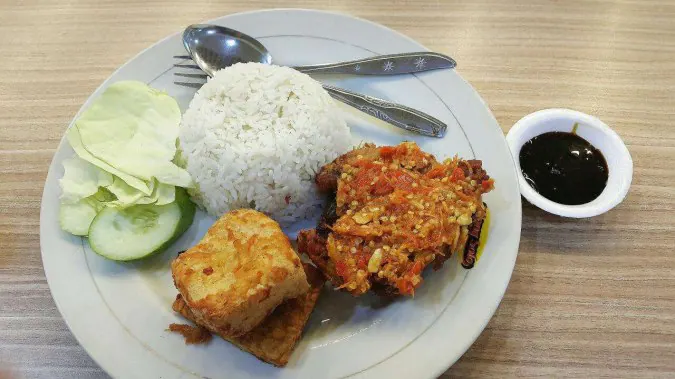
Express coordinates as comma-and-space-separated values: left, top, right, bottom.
172, 263, 325, 367
171, 209, 310, 337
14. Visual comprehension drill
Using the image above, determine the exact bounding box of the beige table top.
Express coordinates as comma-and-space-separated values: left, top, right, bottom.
1, 1, 674, 378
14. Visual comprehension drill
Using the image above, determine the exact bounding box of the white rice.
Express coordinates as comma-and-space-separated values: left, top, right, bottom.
178, 63, 352, 224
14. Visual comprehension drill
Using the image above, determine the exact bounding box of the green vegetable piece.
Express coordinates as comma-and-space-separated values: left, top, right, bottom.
59, 188, 114, 236
73, 81, 193, 188
87, 188, 195, 261
67, 126, 153, 195
106, 176, 149, 205
59, 156, 113, 204
154, 183, 176, 206
59, 199, 99, 236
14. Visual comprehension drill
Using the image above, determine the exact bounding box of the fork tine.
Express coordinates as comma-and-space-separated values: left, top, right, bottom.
173, 55, 192, 59
174, 72, 209, 79
174, 81, 204, 89
173, 64, 202, 70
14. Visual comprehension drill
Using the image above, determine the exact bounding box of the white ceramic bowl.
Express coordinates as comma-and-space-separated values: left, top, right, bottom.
506, 108, 632, 218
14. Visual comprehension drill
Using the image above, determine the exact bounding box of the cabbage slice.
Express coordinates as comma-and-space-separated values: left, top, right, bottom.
148, 183, 176, 206
73, 81, 192, 188
106, 176, 151, 205
59, 156, 113, 204
106, 178, 175, 207
66, 125, 153, 195
59, 81, 194, 240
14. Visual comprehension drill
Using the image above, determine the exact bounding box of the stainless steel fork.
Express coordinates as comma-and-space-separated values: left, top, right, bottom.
172, 55, 448, 138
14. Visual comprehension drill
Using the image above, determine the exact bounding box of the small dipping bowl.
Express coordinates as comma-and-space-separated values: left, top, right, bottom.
506, 108, 633, 218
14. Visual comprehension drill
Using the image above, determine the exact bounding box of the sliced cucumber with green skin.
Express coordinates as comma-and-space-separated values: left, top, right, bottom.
173, 187, 196, 238
88, 188, 195, 261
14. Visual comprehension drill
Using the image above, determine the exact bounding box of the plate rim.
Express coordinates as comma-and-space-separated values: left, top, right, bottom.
40, 8, 522, 379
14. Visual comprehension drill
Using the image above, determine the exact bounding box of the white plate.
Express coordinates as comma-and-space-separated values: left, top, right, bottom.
40, 9, 521, 379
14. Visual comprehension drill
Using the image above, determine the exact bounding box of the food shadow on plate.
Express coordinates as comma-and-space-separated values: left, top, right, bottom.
413, 257, 462, 308
300, 286, 395, 348
219, 342, 292, 378
298, 260, 461, 354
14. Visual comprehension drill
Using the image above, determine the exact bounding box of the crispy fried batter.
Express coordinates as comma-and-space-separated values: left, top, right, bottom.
172, 264, 325, 367
168, 323, 212, 344
315, 143, 381, 192
299, 142, 494, 297
171, 209, 310, 337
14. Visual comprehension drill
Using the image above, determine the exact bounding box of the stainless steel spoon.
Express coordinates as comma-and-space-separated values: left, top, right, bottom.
182, 24, 456, 76
178, 24, 450, 137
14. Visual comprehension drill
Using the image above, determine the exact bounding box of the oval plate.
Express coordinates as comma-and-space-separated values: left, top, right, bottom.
40, 9, 521, 379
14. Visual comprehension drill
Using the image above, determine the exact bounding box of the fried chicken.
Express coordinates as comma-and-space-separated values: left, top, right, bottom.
298, 142, 493, 297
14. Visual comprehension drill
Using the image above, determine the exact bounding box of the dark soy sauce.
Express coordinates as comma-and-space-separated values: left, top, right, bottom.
519, 131, 608, 205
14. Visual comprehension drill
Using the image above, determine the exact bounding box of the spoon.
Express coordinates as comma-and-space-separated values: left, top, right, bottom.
182, 24, 456, 76
179, 24, 450, 137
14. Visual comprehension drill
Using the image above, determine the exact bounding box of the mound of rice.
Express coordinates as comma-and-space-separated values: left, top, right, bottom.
178, 63, 352, 224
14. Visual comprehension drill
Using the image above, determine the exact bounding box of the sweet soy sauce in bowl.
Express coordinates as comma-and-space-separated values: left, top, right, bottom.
519, 128, 608, 205
506, 109, 633, 218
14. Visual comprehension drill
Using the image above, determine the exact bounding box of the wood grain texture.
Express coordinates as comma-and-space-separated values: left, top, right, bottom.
1, 0, 674, 378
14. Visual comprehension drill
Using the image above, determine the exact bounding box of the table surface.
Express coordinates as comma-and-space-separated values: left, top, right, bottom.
1, 0, 674, 378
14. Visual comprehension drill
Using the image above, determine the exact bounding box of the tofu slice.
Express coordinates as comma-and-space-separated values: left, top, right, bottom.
171, 209, 309, 337
172, 263, 325, 367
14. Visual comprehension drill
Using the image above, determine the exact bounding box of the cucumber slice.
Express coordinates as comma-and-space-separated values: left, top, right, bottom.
89, 202, 182, 261
59, 188, 115, 236
173, 187, 196, 237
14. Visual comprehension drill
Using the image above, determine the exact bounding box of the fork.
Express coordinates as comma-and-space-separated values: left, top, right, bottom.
172, 55, 448, 138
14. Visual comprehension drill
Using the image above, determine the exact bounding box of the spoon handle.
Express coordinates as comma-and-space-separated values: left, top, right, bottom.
293, 52, 456, 75
322, 84, 447, 138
